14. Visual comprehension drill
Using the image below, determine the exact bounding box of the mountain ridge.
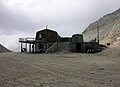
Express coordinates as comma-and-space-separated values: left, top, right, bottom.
0, 44, 11, 53
82, 8, 120, 46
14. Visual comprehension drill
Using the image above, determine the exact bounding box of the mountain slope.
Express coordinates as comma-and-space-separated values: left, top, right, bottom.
0, 44, 11, 53
82, 8, 120, 46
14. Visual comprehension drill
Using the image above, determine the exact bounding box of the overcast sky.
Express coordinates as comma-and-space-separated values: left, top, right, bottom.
0, 0, 120, 51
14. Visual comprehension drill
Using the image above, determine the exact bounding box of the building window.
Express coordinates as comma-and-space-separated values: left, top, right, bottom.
39, 34, 42, 39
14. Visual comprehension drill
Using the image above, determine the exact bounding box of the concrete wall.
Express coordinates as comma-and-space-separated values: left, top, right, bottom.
71, 44, 76, 52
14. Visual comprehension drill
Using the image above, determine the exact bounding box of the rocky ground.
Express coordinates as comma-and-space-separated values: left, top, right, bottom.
0, 47, 120, 87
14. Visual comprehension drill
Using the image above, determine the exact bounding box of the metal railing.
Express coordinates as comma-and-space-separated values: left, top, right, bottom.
19, 37, 35, 42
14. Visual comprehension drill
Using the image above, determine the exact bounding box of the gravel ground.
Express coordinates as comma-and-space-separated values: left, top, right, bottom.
0, 47, 120, 87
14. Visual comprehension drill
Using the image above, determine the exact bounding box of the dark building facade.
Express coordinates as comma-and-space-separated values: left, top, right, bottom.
19, 27, 100, 53
36, 29, 61, 42
35, 29, 61, 52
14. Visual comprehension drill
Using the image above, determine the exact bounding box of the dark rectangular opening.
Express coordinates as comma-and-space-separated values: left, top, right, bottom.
76, 43, 82, 52
39, 44, 44, 49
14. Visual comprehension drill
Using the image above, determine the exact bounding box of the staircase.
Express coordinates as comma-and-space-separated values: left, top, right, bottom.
45, 42, 71, 54
45, 43, 58, 54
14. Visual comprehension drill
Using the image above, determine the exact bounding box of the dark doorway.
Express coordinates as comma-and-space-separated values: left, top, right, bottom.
39, 44, 44, 49
76, 43, 81, 52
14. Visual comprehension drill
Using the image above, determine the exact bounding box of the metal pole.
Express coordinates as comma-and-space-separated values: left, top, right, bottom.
57, 35, 59, 52
46, 25, 48, 29
26, 38, 27, 52
32, 44, 34, 53
25, 43, 27, 52
97, 22, 99, 44
29, 43, 31, 53
21, 42, 23, 53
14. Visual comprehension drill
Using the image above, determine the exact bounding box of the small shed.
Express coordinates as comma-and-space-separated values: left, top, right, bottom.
19, 27, 100, 53
71, 34, 100, 53
71, 34, 84, 53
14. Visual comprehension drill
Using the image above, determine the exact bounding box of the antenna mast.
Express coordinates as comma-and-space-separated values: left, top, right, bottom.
97, 22, 99, 44
46, 25, 48, 29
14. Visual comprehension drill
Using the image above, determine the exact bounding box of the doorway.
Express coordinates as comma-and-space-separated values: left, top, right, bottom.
76, 43, 82, 52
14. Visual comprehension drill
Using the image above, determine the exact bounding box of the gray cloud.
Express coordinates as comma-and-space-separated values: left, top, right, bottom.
0, 0, 120, 51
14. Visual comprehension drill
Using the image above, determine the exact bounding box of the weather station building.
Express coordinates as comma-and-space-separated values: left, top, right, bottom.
19, 26, 100, 53
35, 27, 61, 53
19, 26, 71, 53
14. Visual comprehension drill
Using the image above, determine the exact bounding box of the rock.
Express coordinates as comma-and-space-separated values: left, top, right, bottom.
109, 80, 112, 82
99, 67, 104, 70
40, 82, 45, 86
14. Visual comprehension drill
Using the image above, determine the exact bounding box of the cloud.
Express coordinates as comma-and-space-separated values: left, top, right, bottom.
0, 0, 120, 51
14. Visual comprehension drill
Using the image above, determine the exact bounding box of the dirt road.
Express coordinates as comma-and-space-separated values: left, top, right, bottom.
0, 47, 120, 87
